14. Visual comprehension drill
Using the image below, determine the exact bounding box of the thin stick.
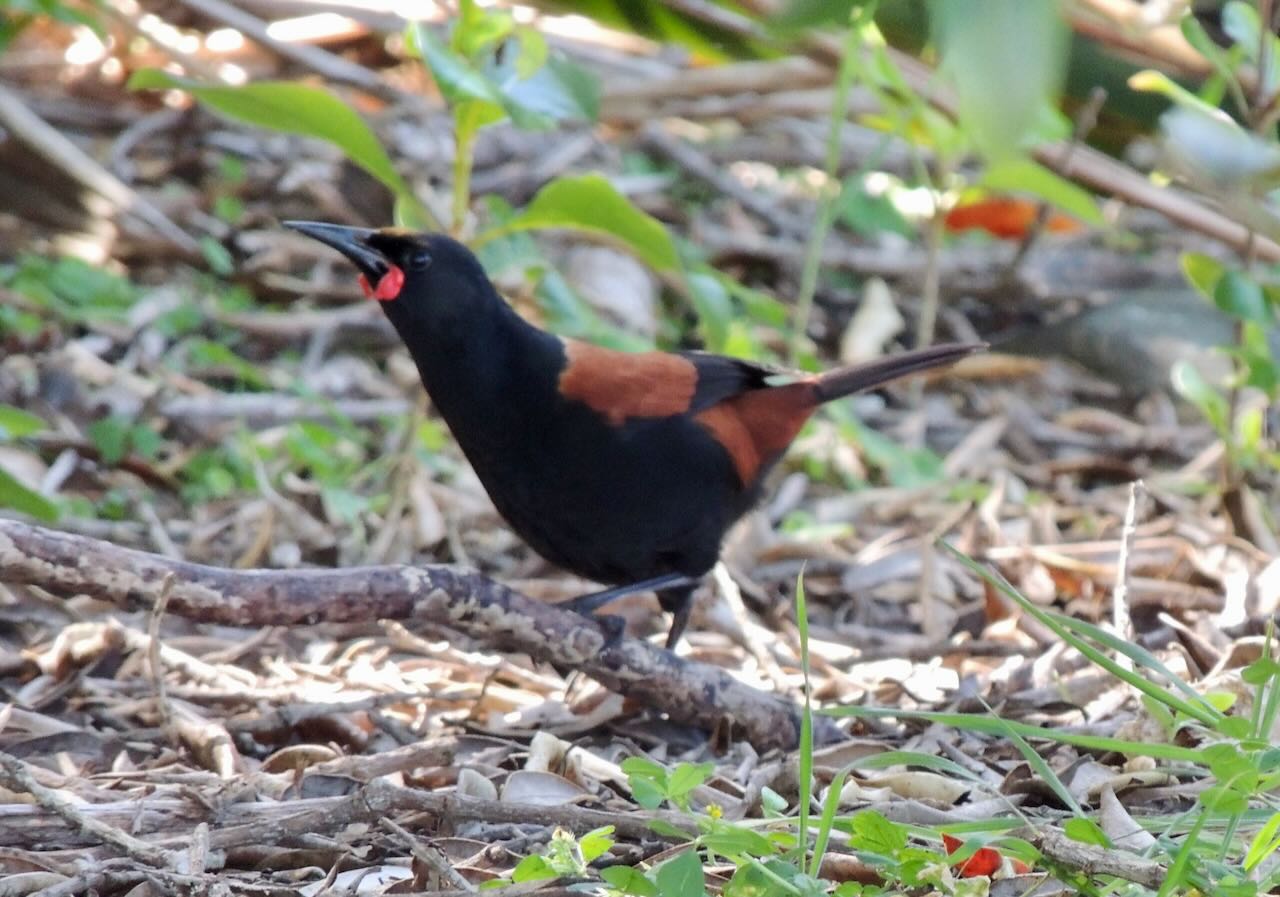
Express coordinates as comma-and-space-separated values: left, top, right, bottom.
1112, 480, 1143, 673
147, 572, 177, 739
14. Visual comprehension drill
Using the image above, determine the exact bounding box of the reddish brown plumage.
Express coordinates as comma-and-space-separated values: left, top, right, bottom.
694, 381, 818, 484
558, 339, 698, 425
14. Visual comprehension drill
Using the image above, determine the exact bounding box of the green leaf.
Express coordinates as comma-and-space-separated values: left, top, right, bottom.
622, 756, 669, 809
846, 809, 907, 856
648, 819, 695, 840
1222, 1, 1260, 56
199, 235, 235, 276
511, 854, 556, 883
127, 71, 417, 209
601, 865, 659, 897
410, 23, 504, 107
1214, 270, 1271, 322
1129, 70, 1223, 115
701, 826, 777, 858
0, 405, 45, 440
837, 176, 915, 238
1064, 817, 1109, 847
496, 52, 599, 127
826, 704, 1204, 763
933, 0, 1068, 159
88, 416, 130, 466
453, 0, 515, 58
476, 174, 681, 273
980, 158, 1104, 225
1181, 252, 1226, 299
667, 762, 714, 801
1245, 811, 1280, 871
654, 849, 703, 897
0, 467, 58, 521
1159, 105, 1280, 189
1171, 360, 1230, 435
579, 826, 615, 863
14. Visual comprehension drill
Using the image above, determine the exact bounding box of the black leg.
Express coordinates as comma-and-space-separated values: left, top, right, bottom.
560, 572, 699, 616
658, 584, 697, 649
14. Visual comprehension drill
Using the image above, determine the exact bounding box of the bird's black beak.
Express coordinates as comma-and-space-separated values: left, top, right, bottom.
284, 220, 388, 281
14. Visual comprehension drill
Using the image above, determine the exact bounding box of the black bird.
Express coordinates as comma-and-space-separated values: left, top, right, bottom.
286, 221, 981, 647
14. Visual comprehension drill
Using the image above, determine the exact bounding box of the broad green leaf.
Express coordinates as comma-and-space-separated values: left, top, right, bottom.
846, 809, 908, 855
0, 405, 44, 440
496, 53, 599, 127
933, 0, 1068, 159
1181, 251, 1226, 299
1214, 270, 1270, 322
981, 159, 1104, 225
127, 71, 416, 208
412, 22, 595, 132
701, 827, 777, 858
511, 854, 555, 882
477, 175, 681, 273
667, 762, 714, 800
0, 467, 58, 521
1064, 817, 1109, 846
410, 23, 504, 107
601, 865, 659, 897
578, 826, 615, 863
654, 849, 703, 897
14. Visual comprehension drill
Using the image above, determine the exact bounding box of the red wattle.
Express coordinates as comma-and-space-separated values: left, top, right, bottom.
357, 266, 405, 302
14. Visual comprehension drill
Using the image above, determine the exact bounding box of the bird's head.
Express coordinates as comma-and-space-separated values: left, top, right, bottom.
284, 221, 495, 339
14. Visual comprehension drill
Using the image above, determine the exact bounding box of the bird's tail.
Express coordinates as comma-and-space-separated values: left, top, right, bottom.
812, 342, 983, 404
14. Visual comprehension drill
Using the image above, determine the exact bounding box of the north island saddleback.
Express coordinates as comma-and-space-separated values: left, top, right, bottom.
286, 222, 982, 649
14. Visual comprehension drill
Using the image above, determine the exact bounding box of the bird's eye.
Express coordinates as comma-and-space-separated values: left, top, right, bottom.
408, 250, 432, 271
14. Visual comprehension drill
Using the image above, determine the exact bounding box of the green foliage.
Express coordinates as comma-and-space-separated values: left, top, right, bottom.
476, 174, 680, 273
1174, 252, 1279, 476
87, 416, 162, 466
620, 758, 713, 812
1, 255, 139, 326
853, 544, 1280, 896
127, 70, 428, 226
932, 0, 1068, 161
407, 0, 598, 232
0, 405, 57, 521
501, 826, 615, 885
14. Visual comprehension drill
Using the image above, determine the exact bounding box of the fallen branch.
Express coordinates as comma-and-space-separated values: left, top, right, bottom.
0, 519, 838, 751
0, 778, 694, 852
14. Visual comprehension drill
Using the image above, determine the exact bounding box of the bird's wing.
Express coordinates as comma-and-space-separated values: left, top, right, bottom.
682, 352, 790, 412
